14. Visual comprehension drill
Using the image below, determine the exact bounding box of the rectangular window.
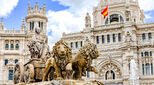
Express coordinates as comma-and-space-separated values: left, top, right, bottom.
71, 42, 73, 49
146, 63, 150, 75
76, 42, 78, 48
5, 59, 8, 65
141, 52, 144, 57
150, 51, 152, 56
9, 70, 13, 80
107, 35, 110, 43
96, 36, 99, 44
145, 52, 149, 56
151, 63, 153, 75
142, 64, 144, 75
148, 33, 152, 40
102, 35, 105, 43
142, 33, 146, 41
118, 33, 121, 41
81, 41, 83, 47
113, 34, 116, 42
87, 71, 90, 78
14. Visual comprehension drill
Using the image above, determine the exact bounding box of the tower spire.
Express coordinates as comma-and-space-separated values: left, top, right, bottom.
35, 0, 38, 11
21, 19, 25, 31
0, 18, 4, 30
43, 0, 46, 15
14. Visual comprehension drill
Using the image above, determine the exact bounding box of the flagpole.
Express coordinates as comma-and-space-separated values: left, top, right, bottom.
107, 0, 110, 24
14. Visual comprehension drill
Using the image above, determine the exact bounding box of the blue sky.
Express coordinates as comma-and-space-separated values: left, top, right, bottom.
1, 0, 154, 47
2, 0, 69, 30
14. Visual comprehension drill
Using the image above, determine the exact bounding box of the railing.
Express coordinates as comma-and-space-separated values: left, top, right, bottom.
0, 30, 25, 34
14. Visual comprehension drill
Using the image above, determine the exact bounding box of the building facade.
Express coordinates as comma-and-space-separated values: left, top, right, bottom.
0, 1, 48, 85
62, 0, 154, 85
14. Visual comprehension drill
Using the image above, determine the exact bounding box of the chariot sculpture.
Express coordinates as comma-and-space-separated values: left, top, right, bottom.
13, 28, 102, 84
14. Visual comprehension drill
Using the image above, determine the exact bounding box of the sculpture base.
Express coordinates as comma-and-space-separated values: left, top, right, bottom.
17, 80, 103, 85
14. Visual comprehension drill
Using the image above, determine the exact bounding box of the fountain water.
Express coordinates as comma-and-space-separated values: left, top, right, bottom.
129, 59, 139, 85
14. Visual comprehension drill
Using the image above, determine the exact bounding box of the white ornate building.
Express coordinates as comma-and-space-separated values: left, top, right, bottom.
0, 1, 48, 85
62, 0, 154, 85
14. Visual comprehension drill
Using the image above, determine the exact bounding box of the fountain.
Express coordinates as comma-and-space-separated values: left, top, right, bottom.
129, 59, 139, 85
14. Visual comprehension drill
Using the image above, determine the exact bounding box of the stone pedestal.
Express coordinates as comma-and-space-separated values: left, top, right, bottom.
17, 80, 103, 85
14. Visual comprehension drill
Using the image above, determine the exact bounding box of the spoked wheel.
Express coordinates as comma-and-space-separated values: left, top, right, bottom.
14, 62, 24, 84
24, 64, 34, 83
47, 67, 56, 81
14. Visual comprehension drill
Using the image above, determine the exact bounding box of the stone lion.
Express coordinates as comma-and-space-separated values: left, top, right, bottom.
72, 41, 99, 80
42, 40, 72, 81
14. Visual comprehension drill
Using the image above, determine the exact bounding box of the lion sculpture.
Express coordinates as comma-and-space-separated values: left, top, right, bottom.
42, 40, 72, 81
72, 41, 99, 80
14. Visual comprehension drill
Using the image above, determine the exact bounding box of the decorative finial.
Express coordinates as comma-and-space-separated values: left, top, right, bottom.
21, 19, 25, 31
0, 18, 4, 30
43, 0, 46, 14
35, 0, 38, 10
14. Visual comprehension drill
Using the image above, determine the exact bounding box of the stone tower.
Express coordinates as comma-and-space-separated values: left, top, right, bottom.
25, 0, 48, 35
93, 0, 145, 26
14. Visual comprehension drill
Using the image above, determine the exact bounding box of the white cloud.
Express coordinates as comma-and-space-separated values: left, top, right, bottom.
138, 0, 154, 11
47, 0, 154, 48
145, 13, 152, 19
0, 0, 19, 17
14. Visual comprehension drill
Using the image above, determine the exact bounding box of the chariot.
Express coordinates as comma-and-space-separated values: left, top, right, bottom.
13, 58, 47, 84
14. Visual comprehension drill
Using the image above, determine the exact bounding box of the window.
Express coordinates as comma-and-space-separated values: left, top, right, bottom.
15, 59, 18, 64
145, 52, 149, 56
11, 44, 14, 50
113, 34, 116, 42
107, 35, 110, 43
41, 22, 43, 29
141, 52, 144, 57
5, 59, 8, 65
30, 22, 34, 30
110, 14, 119, 23
105, 18, 109, 25
76, 42, 78, 48
96, 36, 99, 44
151, 63, 153, 74
102, 35, 105, 43
105, 70, 115, 80
142, 64, 144, 75
39, 21, 41, 28
142, 33, 146, 41
118, 33, 121, 41
81, 41, 83, 47
146, 63, 150, 75
150, 51, 152, 56
5, 44, 9, 50
16, 44, 19, 50
148, 33, 152, 40
87, 71, 90, 78
129, 63, 130, 70
9, 70, 13, 80
71, 42, 73, 49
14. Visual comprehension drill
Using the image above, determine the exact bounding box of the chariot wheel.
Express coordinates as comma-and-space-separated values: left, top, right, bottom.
47, 67, 55, 81
14, 62, 24, 84
24, 64, 34, 83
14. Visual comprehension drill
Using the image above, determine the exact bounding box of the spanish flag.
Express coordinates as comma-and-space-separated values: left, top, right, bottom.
101, 6, 108, 19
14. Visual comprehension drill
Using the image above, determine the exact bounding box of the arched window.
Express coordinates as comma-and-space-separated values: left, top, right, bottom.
76, 42, 78, 48
118, 33, 121, 41
148, 33, 152, 40
105, 14, 124, 25
15, 59, 18, 64
96, 36, 99, 44
16, 44, 19, 50
105, 70, 115, 80
9, 70, 13, 80
71, 42, 73, 49
107, 35, 110, 43
102, 35, 105, 43
150, 51, 152, 56
81, 41, 83, 47
146, 63, 150, 75
5, 44, 9, 50
113, 34, 116, 42
5, 59, 8, 65
142, 33, 146, 41
11, 44, 14, 50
